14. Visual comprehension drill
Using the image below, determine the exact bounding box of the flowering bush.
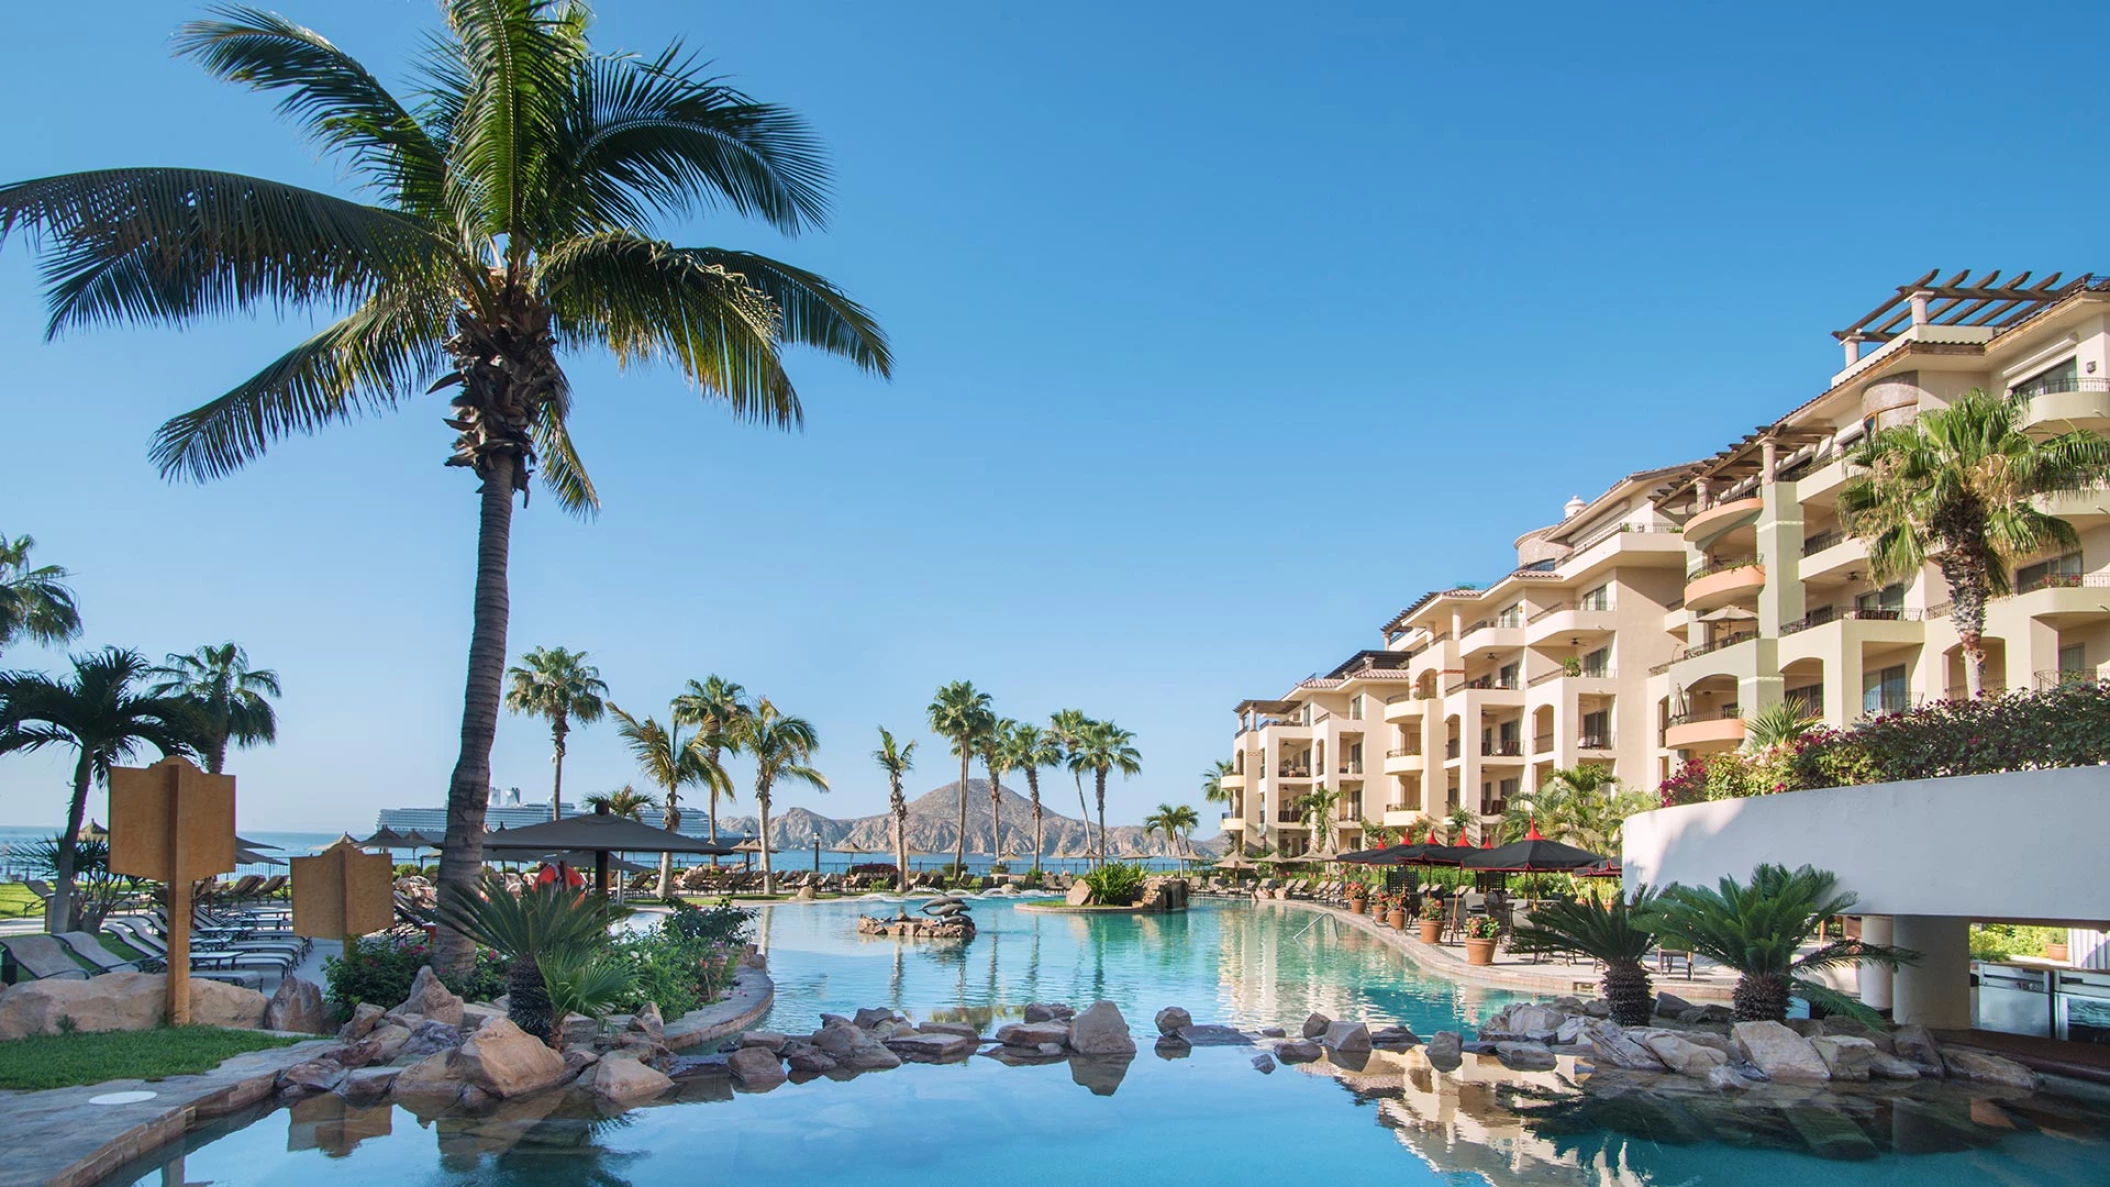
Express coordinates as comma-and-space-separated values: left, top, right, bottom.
1464, 915, 1503, 940
322, 933, 507, 1009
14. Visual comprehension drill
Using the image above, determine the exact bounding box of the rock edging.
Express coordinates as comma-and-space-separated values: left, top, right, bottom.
664, 967, 774, 1051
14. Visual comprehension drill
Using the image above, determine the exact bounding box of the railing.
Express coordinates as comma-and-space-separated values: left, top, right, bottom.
1778, 606, 1924, 635
1527, 668, 1565, 687
1688, 553, 1764, 581
1384, 747, 1420, 759
1276, 809, 1303, 824
1414, 686, 1439, 701
1337, 761, 1363, 776
1533, 732, 1554, 753
1664, 706, 1740, 728
1526, 602, 1571, 624
1671, 631, 1757, 662
1578, 733, 1614, 750
1275, 766, 1312, 779
1568, 521, 1682, 554
1801, 528, 1846, 556
1481, 740, 1523, 758
2016, 375, 2110, 397
1447, 674, 1520, 694
1384, 800, 1422, 814
1444, 740, 1461, 760
2035, 669, 2100, 691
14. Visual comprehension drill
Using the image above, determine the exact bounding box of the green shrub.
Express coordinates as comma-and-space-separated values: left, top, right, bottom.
1970, 923, 2065, 961
663, 900, 754, 947
1082, 862, 1147, 906
322, 933, 507, 1009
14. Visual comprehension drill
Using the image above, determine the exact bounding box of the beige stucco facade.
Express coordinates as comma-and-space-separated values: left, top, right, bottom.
1220, 274, 2110, 849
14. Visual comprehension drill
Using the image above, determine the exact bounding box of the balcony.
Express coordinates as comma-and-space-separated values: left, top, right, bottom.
1382, 748, 1424, 774
1458, 618, 1525, 652
1685, 555, 1766, 612
1443, 739, 1462, 761
1800, 531, 1867, 581
1382, 695, 1427, 723
1533, 731, 1553, 754
2036, 486, 2110, 526
1683, 496, 1764, 548
1654, 630, 1757, 675
2019, 377, 2110, 430
1801, 527, 1846, 556
1480, 739, 1525, 760
1274, 766, 1313, 781
1381, 807, 1424, 827
1523, 604, 1618, 643
1779, 606, 1922, 635
1578, 732, 1615, 752
1275, 809, 1304, 825
1220, 815, 1246, 831
1558, 522, 1685, 574
1663, 711, 1746, 752
1219, 770, 1246, 789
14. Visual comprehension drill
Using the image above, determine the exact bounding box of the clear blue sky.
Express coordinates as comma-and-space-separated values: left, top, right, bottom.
3, 1, 2106, 831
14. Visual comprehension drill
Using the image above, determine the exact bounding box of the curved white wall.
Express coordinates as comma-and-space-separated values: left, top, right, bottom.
1622, 767, 2110, 925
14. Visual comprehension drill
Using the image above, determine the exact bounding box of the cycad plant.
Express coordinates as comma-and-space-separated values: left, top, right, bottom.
1644, 863, 1915, 1023
1508, 888, 1661, 1026
434, 873, 630, 1040
1742, 701, 1818, 752
0, 4, 888, 975
1841, 388, 2110, 696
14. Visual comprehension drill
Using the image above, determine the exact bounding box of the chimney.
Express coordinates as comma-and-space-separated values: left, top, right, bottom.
1562, 495, 1586, 520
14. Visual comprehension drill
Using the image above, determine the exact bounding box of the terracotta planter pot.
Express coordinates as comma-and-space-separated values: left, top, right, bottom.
1464, 937, 1497, 966
1388, 908, 1408, 930
1349, 899, 1368, 915
1418, 919, 1443, 944
2047, 941, 2070, 963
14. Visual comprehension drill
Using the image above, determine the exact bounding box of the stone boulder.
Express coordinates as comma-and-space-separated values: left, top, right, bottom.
1067, 1001, 1136, 1056
786, 1048, 838, 1074
727, 1046, 788, 1089
740, 1030, 789, 1053
455, 1017, 569, 1098
1065, 881, 1095, 906
884, 1032, 979, 1062
1424, 1031, 1463, 1072
0, 973, 163, 1039
1154, 1006, 1193, 1035
266, 977, 330, 1034
459, 1002, 505, 1033
338, 1001, 386, 1041
1370, 1025, 1420, 1049
1583, 1022, 1664, 1070
1321, 1021, 1372, 1054
276, 1058, 347, 1096
1705, 1063, 1755, 1091
1259, 1026, 1287, 1038
390, 1050, 466, 1105
995, 1021, 1070, 1048
356, 1022, 413, 1065
1251, 1053, 1276, 1073
834, 1038, 903, 1072
1023, 1002, 1074, 1023
1301, 1012, 1332, 1039
629, 1001, 666, 1044
812, 1023, 861, 1058
1942, 1048, 2039, 1091
1642, 1032, 1729, 1077
1485, 1003, 1567, 1040
1868, 1053, 1922, 1080
1273, 1039, 1322, 1064
1653, 992, 1697, 1017
917, 1020, 980, 1040
341, 1065, 399, 1104
392, 966, 465, 1028
190, 978, 272, 1029
395, 1019, 463, 1064
853, 1006, 900, 1028
592, 1053, 676, 1104
1732, 1021, 1830, 1081
1891, 1025, 1944, 1076
1810, 1035, 1878, 1082
1495, 1042, 1556, 1071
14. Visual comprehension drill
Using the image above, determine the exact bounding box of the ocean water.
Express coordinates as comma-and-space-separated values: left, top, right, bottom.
96, 900, 2110, 1186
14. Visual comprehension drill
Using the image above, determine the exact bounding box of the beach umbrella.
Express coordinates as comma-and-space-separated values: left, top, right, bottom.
235, 847, 286, 867
479, 805, 739, 893
1460, 822, 1603, 873
357, 827, 411, 849
77, 820, 109, 843
1574, 858, 1623, 879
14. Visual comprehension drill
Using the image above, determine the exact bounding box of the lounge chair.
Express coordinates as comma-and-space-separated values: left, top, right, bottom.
108, 917, 292, 975
0, 934, 90, 982
55, 931, 144, 974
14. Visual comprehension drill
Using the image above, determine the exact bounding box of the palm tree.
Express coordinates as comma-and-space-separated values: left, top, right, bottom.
1069, 718, 1141, 865
1509, 888, 1662, 1026
434, 872, 628, 1040
1502, 765, 1651, 854
873, 727, 915, 892
1143, 802, 1200, 860
926, 681, 993, 876
0, 6, 890, 974
503, 646, 607, 820
1742, 701, 1818, 751
671, 676, 755, 852
1047, 709, 1096, 857
1294, 784, 1340, 853
580, 784, 657, 821
1001, 722, 1060, 877
746, 699, 825, 894
0, 648, 199, 930
1200, 758, 1234, 816
0, 534, 82, 658
146, 643, 280, 775
609, 703, 719, 896
1645, 863, 1916, 1023
1840, 388, 2110, 697
982, 716, 1020, 862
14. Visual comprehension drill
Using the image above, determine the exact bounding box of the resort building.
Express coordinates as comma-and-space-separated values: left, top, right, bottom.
1221, 269, 2110, 844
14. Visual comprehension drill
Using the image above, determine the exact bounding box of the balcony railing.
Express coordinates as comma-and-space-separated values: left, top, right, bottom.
1533, 732, 1553, 753
1801, 528, 1846, 556
1777, 606, 1924, 635
1275, 766, 1311, 779
1578, 733, 1614, 750
1688, 553, 1764, 582
1385, 800, 1422, 813
1481, 740, 1524, 758
1667, 631, 1757, 663
1444, 740, 1461, 760
2035, 668, 2100, 691
1276, 809, 1303, 824
1384, 747, 1420, 758
1446, 674, 1520, 694
1567, 521, 1682, 554
1526, 602, 1571, 624
1664, 706, 1740, 728
1337, 761, 1364, 776
2017, 375, 2110, 397
2013, 570, 2110, 594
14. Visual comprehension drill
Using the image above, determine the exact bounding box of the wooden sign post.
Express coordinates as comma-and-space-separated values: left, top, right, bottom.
108, 756, 236, 1026
290, 838, 393, 952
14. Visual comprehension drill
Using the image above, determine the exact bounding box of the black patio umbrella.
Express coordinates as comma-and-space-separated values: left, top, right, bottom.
487, 850, 653, 876
479, 806, 739, 893
357, 826, 412, 849
1347, 842, 1474, 867
1459, 824, 1603, 873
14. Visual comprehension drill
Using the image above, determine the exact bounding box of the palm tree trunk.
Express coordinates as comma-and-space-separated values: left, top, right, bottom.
954, 752, 969, 879
549, 716, 568, 821
989, 764, 1002, 866
50, 752, 92, 933
1094, 768, 1109, 866
657, 792, 681, 899
705, 745, 723, 869
1026, 769, 1043, 877
206, 732, 229, 776
434, 455, 515, 977
758, 789, 774, 895
1072, 771, 1091, 865
1941, 553, 1991, 697
892, 791, 907, 893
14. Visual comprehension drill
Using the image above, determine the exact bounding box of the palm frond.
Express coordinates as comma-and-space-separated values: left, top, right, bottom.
530, 393, 601, 516
444, 0, 590, 248
685, 249, 890, 376
0, 169, 449, 337
175, 6, 449, 215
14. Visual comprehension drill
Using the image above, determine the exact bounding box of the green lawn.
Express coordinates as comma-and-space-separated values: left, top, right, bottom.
0, 1026, 301, 1091
0, 882, 41, 919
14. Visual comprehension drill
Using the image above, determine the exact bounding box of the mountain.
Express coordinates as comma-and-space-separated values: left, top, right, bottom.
705, 779, 1219, 860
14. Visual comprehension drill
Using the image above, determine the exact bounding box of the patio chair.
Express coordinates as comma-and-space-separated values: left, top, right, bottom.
1657, 946, 1694, 980
55, 930, 143, 974
106, 918, 287, 978
1, 934, 91, 982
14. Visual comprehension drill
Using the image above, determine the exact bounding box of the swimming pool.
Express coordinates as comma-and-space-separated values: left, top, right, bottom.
101, 898, 2110, 1186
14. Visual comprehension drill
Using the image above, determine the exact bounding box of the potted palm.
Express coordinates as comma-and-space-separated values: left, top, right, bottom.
1418, 897, 1446, 944
1462, 914, 1502, 965
1508, 888, 1660, 1025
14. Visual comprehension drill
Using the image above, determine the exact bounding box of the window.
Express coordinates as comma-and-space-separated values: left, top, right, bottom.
1786, 684, 1823, 716
1580, 583, 1612, 611
2060, 643, 2087, 679
1580, 710, 1610, 749
2012, 358, 2078, 399
2017, 553, 2084, 593
1348, 694, 1364, 720
1854, 583, 1905, 615
1497, 661, 1520, 688
1863, 665, 1909, 716
1496, 603, 1523, 628
1581, 646, 1611, 678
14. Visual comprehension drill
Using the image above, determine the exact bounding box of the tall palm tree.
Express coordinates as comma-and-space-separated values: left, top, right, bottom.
671, 676, 755, 851
0, 5, 890, 974
1840, 388, 2110, 697
0, 534, 82, 658
1047, 709, 1096, 858
1143, 802, 1200, 860
0, 648, 200, 930
873, 727, 915, 892
580, 784, 657, 821
1510, 888, 1662, 1026
502, 645, 606, 820
1000, 722, 1060, 877
746, 699, 825, 895
1501, 765, 1651, 854
926, 681, 992, 876
1200, 758, 1234, 817
982, 716, 1019, 862
1294, 784, 1340, 853
1645, 863, 1916, 1023
147, 643, 280, 774
609, 703, 720, 896
1069, 718, 1141, 865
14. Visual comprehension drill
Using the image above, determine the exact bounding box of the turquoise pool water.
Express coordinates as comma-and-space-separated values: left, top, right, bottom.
103, 899, 2110, 1186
